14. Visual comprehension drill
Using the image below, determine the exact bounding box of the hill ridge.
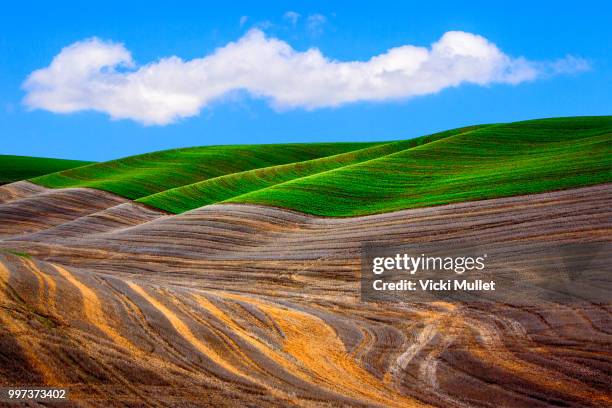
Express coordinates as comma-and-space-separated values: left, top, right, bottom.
19, 115, 612, 217
136, 125, 480, 213
217, 126, 485, 208
227, 116, 611, 216
30, 141, 383, 199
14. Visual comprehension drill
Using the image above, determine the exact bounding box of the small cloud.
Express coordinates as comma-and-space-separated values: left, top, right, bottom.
253, 20, 273, 30
547, 55, 590, 75
307, 14, 326, 36
239, 16, 248, 27
283, 11, 300, 26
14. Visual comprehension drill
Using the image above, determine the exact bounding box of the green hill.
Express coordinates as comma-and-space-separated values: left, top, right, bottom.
31, 142, 382, 199
0, 155, 93, 185
137, 126, 479, 213
227, 116, 611, 216
27, 116, 611, 217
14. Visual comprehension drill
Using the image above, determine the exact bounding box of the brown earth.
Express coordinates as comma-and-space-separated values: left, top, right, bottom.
0, 181, 610, 407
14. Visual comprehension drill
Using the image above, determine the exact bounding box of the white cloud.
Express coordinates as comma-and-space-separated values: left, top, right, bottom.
546, 55, 590, 76
306, 14, 326, 35
283, 11, 300, 25
22, 30, 589, 125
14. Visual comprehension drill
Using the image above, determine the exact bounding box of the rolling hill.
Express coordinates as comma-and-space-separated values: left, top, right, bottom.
17, 115, 612, 217
0, 155, 92, 185
30, 142, 382, 199
138, 125, 479, 213
0, 115, 610, 407
0, 180, 609, 407
229, 116, 611, 216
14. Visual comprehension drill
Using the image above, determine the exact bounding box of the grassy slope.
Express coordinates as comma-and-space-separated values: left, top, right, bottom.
137, 126, 481, 213
31, 142, 381, 199
0, 155, 93, 185
26, 116, 612, 217
228, 116, 612, 216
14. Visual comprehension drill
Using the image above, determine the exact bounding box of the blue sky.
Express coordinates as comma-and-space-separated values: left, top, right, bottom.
1, 1, 610, 161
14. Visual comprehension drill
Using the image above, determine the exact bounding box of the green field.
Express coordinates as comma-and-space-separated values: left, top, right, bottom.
138, 126, 479, 213
31, 142, 381, 199
228, 116, 611, 216
22, 116, 612, 216
0, 155, 93, 185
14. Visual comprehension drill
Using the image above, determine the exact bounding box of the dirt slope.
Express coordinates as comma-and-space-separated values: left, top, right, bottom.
0, 181, 610, 407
